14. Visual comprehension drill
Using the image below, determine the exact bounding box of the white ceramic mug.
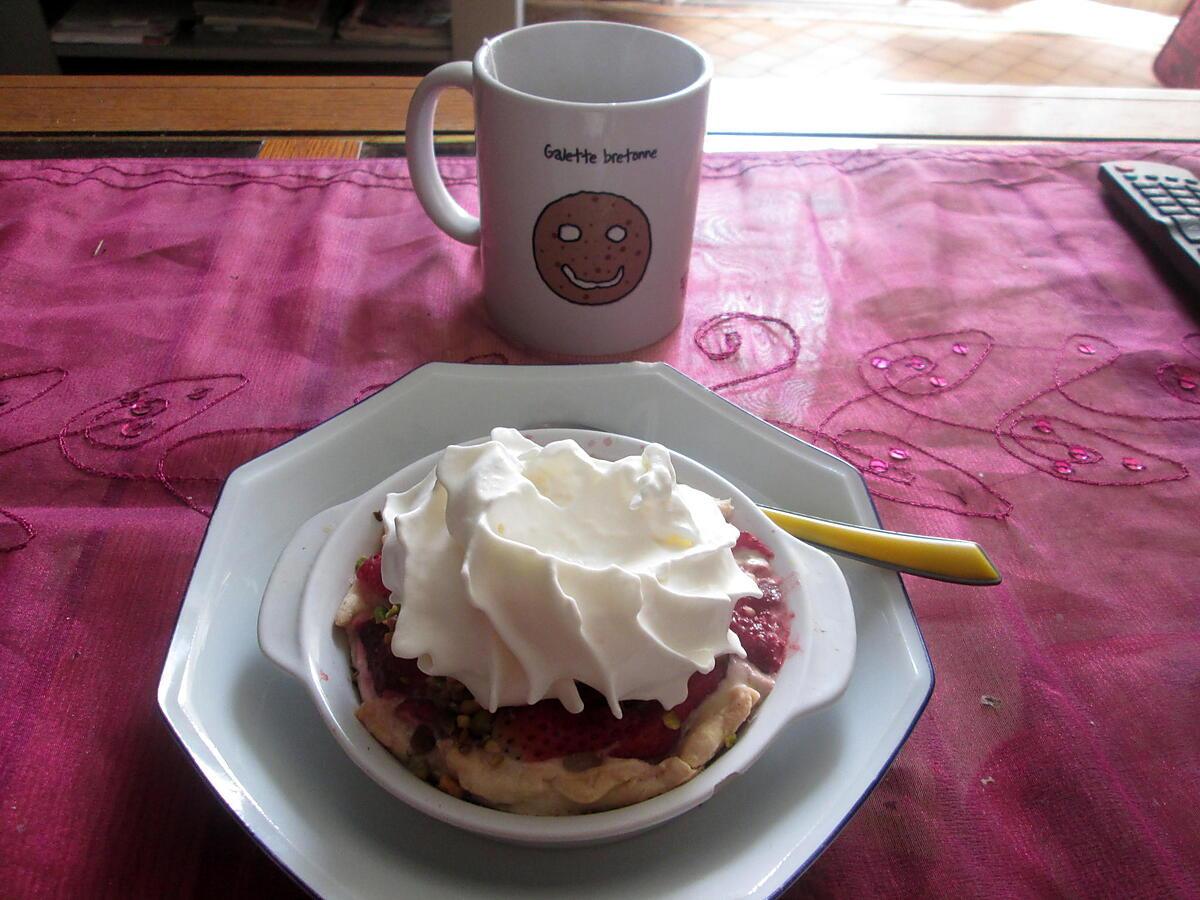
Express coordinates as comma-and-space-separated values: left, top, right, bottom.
406, 21, 712, 355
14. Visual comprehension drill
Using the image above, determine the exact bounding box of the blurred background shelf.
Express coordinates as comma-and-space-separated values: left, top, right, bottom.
52, 37, 450, 63
1, 0, 519, 73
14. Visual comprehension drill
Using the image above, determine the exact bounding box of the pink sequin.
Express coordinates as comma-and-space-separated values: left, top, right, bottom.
129, 398, 167, 417
867, 458, 889, 475
1053, 460, 1074, 475
1152, 362, 1200, 412
1034, 419, 1054, 434
870, 356, 890, 370
930, 375, 948, 388
1122, 457, 1146, 472
952, 343, 969, 355
119, 420, 151, 439
889, 447, 910, 460
1077, 343, 1095, 355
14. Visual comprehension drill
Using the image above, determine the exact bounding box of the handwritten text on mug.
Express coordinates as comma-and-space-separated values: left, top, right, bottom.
544, 145, 659, 164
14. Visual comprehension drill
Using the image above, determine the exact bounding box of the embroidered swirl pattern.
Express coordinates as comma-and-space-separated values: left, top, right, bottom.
1, 327, 1197, 551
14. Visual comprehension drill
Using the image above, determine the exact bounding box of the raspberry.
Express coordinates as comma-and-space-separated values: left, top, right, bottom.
356, 553, 387, 596
735, 530, 774, 559
730, 576, 792, 674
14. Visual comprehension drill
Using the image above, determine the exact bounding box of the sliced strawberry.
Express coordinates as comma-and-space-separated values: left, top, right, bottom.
493, 703, 618, 761
493, 658, 730, 762
735, 530, 774, 559
673, 657, 730, 721
356, 553, 387, 596
609, 657, 732, 758
604, 707, 676, 760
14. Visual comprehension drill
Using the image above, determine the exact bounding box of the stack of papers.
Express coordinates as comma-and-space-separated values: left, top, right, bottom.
336, 0, 450, 48
51, 0, 189, 45
193, 0, 334, 44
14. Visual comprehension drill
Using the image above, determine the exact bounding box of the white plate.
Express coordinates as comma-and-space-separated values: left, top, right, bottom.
158, 362, 933, 899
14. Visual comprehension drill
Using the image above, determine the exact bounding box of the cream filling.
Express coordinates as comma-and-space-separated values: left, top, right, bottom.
561, 264, 625, 291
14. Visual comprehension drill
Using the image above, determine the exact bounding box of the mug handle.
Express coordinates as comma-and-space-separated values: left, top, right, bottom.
405, 61, 481, 246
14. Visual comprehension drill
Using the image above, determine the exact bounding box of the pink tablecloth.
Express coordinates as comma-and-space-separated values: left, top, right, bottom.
1, 147, 1198, 898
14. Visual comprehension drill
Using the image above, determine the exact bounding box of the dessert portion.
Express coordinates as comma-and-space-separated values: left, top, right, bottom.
335, 429, 793, 815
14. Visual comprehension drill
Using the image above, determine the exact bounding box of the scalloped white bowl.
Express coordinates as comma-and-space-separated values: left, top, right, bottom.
258, 428, 855, 846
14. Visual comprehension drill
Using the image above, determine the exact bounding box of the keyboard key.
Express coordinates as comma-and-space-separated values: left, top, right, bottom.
1176, 218, 1200, 243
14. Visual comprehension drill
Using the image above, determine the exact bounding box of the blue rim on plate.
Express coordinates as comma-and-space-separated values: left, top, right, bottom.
157, 361, 934, 899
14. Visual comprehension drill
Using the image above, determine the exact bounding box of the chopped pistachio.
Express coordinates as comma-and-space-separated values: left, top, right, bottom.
662, 711, 682, 730
372, 603, 399, 624
355, 556, 367, 571
723, 733, 738, 750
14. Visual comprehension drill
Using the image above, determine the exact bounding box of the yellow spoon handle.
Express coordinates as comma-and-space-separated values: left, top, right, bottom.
760, 506, 1001, 586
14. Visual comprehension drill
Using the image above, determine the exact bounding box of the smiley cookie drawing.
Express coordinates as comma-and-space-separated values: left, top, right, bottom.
532, 191, 652, 305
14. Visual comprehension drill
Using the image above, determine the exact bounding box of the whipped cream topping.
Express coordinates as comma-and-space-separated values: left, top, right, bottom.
379, 428, 759, 717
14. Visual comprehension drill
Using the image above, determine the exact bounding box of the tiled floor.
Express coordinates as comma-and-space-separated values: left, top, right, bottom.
526, 0, 1182, 86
